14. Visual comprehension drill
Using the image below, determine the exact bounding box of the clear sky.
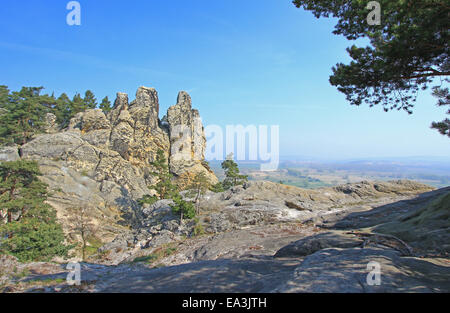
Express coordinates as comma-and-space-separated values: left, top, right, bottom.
1, 0, 449, 160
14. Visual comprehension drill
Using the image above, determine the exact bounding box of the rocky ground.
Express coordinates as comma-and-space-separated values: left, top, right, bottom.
1, 179, 448, 293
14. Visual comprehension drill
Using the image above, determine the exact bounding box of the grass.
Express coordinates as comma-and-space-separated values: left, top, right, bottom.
131, 242, 178, 265
12, 268, 30, 280
73, 236, 104, 260
193, 218, 205, 236
21, 277, 66, 286
132, 255, 158, 264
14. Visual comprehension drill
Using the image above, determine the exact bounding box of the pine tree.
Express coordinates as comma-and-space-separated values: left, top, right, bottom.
170, 194, 195, 224
0, 160, 70, 262
0, 85, 9, 106
0, 86, 11, 144
99, 96, 112, 114
187, 172, 211, 214
0, 87, 47, 145
430, 86, 450, 137
148, 149, 178, 200
54, 93, 73, 128
293, 0, 449, 137
83, 90, 97, 110
210, 182, 225, 193
221, 153, 248, 190
71, 93, 86, 116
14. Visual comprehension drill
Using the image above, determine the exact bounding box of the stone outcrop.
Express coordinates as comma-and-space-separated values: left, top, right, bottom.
0, 144, 20, 162
167, 91, 218, 187
44, 113, 58, 134
15, 87, 217, 249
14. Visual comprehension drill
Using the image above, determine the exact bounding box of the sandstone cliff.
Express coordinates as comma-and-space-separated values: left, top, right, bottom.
3, 86, 217, 247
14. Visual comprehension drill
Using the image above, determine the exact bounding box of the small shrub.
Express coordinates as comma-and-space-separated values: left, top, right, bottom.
133, 254, 158, 264
165, 247, 177, 256
138, 195, 158, 206
193, 217, 205, 236
170, 196, 195, 221
210, 182, 225, 193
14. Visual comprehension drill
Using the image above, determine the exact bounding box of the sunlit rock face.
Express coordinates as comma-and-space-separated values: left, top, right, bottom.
167, 91, 218, 188
19, 86, 217, 245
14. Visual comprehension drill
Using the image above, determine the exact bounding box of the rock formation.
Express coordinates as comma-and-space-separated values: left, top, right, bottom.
12, 86, 217, 246
167, 91, 218, 187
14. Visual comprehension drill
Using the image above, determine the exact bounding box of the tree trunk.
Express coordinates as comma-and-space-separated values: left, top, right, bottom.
7, 182, 16, 224
81, 231, 86, 261
196, 190, 201, 215
7, 210, 12, 223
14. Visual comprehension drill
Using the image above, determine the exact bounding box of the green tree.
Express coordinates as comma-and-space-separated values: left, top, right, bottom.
0, 86, 11, 142
430, 86, 450, 137
0, 160, 70, 262
170, 194, 195, 224
187, 172, 211, 214
210, 182, 225, 193
293, 0, 449, 136
221, 153, 248, 190
54, 93, 73, 128
99, 96, 112, 113
147, 149, 178, 200
0, 87, 48, 145
0, 85, 9, 106
71, 93, 86, 116
83, 90, 97, 110
67, 206, 97, 261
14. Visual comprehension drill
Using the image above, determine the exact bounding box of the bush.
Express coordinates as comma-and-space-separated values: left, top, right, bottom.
170, 196, 195, 221
193, 219, 205, 236
138, 194, 158, 206
0, 160, 71, 262
210, 182, 225, 193
0, 211, 71, 262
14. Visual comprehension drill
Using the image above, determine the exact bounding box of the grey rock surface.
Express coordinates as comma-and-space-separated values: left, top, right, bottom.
274, 231, 362, 258
1, 186, 449, 293
0, 144, 20, 162
272, 247, 450, 293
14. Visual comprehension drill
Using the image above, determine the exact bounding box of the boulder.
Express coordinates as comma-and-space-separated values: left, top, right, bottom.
0, 144, 20, 162
274, 231, 362, 258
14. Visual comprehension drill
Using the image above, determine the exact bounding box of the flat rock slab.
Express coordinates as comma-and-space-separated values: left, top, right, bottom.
273, 247, 450, 293
79, 258, 301, 293
274, 230, 362, 258
20, 247, 449, 293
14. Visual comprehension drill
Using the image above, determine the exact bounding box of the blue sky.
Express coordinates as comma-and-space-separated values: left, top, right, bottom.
1, 0, 449, 159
